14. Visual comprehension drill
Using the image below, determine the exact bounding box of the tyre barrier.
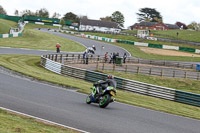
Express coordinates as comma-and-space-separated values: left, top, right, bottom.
40, 55, 200, 107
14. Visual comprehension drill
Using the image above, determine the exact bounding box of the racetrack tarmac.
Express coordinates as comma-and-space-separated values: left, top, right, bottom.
0, 69, 200, 133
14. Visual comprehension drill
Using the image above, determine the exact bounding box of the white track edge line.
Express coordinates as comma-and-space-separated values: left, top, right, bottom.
0, 107, 90, 133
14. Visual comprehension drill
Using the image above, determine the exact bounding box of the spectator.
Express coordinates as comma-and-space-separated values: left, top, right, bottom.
113, 52, 116, 64
86, 53, 89, 64
56, 43, 61, 53
83, 52, 86, 64
109, 53, 113, 64
123, 53, 127, 63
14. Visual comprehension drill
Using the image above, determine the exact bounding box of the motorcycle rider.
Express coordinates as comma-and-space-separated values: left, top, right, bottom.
95, 74, 117, 96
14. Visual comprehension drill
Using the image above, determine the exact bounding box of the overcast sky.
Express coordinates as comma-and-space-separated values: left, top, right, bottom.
1, 0, 199, 28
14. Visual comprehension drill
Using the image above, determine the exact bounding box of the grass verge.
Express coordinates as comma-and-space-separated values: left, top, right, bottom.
0, 23, 85, 52
0, 109, 80, 133
0, 19, 17, 34
0, 55, 199, 120
81, 31, 200, 49
63, 31, 200, 61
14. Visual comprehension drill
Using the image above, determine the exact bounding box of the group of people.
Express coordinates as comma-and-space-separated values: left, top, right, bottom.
105, 52, 127, 64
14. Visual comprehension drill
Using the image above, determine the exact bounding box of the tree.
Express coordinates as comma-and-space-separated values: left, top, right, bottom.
35, 8, 49, 18
136, 8, 162, 22
20, 9, 35, 16
100, 16, 112, 22
59, 18, 65, 28
0, 5, 7, 15
175, 22, 187, 29
111, 11, 124, 28
14, 10, 19, 16
187, 22, 200, 31
63, 12, 79, 23
52, 12, 59, 19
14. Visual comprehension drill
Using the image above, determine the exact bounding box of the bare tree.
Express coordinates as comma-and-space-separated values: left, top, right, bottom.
14, 10, 19, 16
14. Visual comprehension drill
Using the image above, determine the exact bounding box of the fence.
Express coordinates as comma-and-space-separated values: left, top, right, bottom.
45, 53, 197, 70
44, 54, 200, 80
40, 54, 200, 107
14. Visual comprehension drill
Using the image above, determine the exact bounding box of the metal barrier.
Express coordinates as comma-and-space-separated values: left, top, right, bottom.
40, 55, 200, 107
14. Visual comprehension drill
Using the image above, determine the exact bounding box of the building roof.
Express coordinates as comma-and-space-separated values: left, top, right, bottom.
80, 19, 119, 29
131, 21, 180, 29
165, 24, 180, 29
138, 21, 158, 27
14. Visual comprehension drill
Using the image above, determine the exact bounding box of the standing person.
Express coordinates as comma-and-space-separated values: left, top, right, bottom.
109, 53, 113, 63
105, 52, 108, 63
123, 53, 127, 63
83, 51, 86, 64
56, 43, 61, 53
113, 52, 116, 64
86, 53, 89, 65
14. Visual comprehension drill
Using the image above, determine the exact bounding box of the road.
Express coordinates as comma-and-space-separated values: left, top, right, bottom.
0, 30, 200, 133
0, 70, 199, 133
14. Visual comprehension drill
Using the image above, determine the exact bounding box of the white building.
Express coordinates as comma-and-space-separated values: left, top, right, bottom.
79, 19, 121, 33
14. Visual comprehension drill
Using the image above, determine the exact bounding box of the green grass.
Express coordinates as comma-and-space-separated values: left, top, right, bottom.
113, 43, 200, 61
0, 23, 85, 52
80, 31, 200, 49
0, 55, 199, 120
0, 109, 79, 133
0, 19, 17, 34
122, 29, 200, 43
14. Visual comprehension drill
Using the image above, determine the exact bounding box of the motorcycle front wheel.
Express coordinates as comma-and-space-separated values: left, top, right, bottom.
99, 94, 111, 108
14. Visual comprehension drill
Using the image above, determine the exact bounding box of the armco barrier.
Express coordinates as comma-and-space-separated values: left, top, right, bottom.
175, 90, 200, 107
40, 55, 200, 107
49, 29, 200, 54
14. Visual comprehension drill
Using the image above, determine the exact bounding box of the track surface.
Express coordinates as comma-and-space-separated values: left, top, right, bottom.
0, 70, 199, 133
0, 30, 200, 133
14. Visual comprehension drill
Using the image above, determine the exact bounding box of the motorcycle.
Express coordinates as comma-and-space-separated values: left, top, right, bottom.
86, 80, 117, 108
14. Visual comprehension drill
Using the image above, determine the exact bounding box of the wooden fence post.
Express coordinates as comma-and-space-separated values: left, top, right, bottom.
137, 66, 140, 74
149, 68, 152, 75
161, 69, 164, 78
197, 73, 200, 80
55, 54, 57, 61
173, 71, 175, 77
96, 62, 99, 70
113, 64, 116, 72
102, 63, 104, 70
185, 72, 187, 79
125, 65, 127, 73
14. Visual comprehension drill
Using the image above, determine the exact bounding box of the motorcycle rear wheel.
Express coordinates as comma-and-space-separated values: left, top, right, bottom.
99, 94, 111, 108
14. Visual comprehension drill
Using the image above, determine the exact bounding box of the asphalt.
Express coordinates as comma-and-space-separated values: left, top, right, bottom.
0, 70, 199, 133
0, 29, 200, 133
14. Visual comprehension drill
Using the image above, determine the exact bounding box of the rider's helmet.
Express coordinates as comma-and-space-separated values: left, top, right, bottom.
107, 74, 113, 79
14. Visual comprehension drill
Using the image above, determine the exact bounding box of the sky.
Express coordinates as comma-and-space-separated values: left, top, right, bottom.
1, 0, 200, 28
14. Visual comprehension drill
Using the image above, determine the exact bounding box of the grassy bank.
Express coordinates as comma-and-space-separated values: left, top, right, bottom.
0, 19, 17, 34
81, 31, 200, 49
0, 55, 199, 120
0, 23, 85, 52
122, 29, 200, 43
114, 43, 200, 61
0, 109, 79, 133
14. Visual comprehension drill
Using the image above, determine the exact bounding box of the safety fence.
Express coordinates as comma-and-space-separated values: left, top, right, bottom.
45, 53, 197, 70
40, 54, 200, 107
49, 29, 200, 54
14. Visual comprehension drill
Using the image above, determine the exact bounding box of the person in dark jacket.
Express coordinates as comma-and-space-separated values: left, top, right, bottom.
123, 53, 127, 63
96, 74, 117, 95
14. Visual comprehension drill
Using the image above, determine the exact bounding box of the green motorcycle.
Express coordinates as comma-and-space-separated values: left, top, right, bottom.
86, 80, 117, 108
